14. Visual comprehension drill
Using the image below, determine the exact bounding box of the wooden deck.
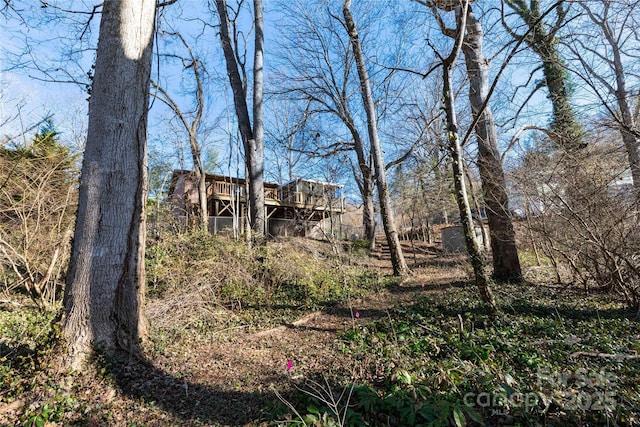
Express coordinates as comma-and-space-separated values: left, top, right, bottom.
207, 180, 344, 213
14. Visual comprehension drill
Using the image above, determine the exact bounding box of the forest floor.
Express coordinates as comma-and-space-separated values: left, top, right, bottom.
1, 238, 639, 426
130, 242, 462, 425
78, 240, 461, 426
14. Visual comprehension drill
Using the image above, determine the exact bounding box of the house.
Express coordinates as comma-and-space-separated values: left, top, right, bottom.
168, 170, 346, 238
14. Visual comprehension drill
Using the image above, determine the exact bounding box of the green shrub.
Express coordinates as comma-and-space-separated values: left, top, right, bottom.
145, 234, 386, 332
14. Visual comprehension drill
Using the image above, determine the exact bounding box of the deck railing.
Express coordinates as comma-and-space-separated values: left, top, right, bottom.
265, 188, 279, 200
208, 180, 344, 211
281, 192, 343, 209
209, 181, 245, 198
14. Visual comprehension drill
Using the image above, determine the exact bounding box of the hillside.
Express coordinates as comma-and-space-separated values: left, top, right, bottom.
1, 235, 639, 426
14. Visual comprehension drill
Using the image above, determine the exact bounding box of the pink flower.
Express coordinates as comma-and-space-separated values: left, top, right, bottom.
355, 311, 360, 318
286, 359, 293, 371
421, 282, 425, 289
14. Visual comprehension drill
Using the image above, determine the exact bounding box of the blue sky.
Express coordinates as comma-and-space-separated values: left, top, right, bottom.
0, 0, 352, 197
1, 1, 94, 146
3, 0, 623, 194
0, 0, 538, 203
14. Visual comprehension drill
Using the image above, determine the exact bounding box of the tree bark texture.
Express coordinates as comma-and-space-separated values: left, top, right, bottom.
342, 111, 376, 245
443, 68, 497, 314
462, 7, 522, 282
252, 0, 266, 236
362, 178, 376, 246
215, 0, 265, 237
620, 120, 640, 206
343, 0, 408, 276
187, 55, 208, 229
190, 139, 208, 230
63, 0, 155, 368
349, 128, 376, 244
438, 1, 496, 313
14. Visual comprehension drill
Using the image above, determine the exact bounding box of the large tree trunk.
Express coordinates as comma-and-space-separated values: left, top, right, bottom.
462, 7, 522, 282
252, 0, 266, 236
612, 72, 640, 207
186, 55, 208, 230
621, 127, 640, 205
443, 68, 497, 314
362, 176, 376, 244
437, 1, 496, 313
343, 0, 408, 276
63, 0, 155, 369
215, 0, 265, 238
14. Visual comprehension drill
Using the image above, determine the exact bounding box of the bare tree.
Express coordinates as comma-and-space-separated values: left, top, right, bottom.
420, 2, 522, 282
214, 0, 266, 239
342, 0, 408, 276
400, 84, 458, 228
264, 100, 314, 184
431, 0, 497, 313
272, 0, 377, 244
152, 31, 208, 229
564, 0, 640, 202
63, 0, 156, 368
461, 7, 522, 282
512, 137, 640, 310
